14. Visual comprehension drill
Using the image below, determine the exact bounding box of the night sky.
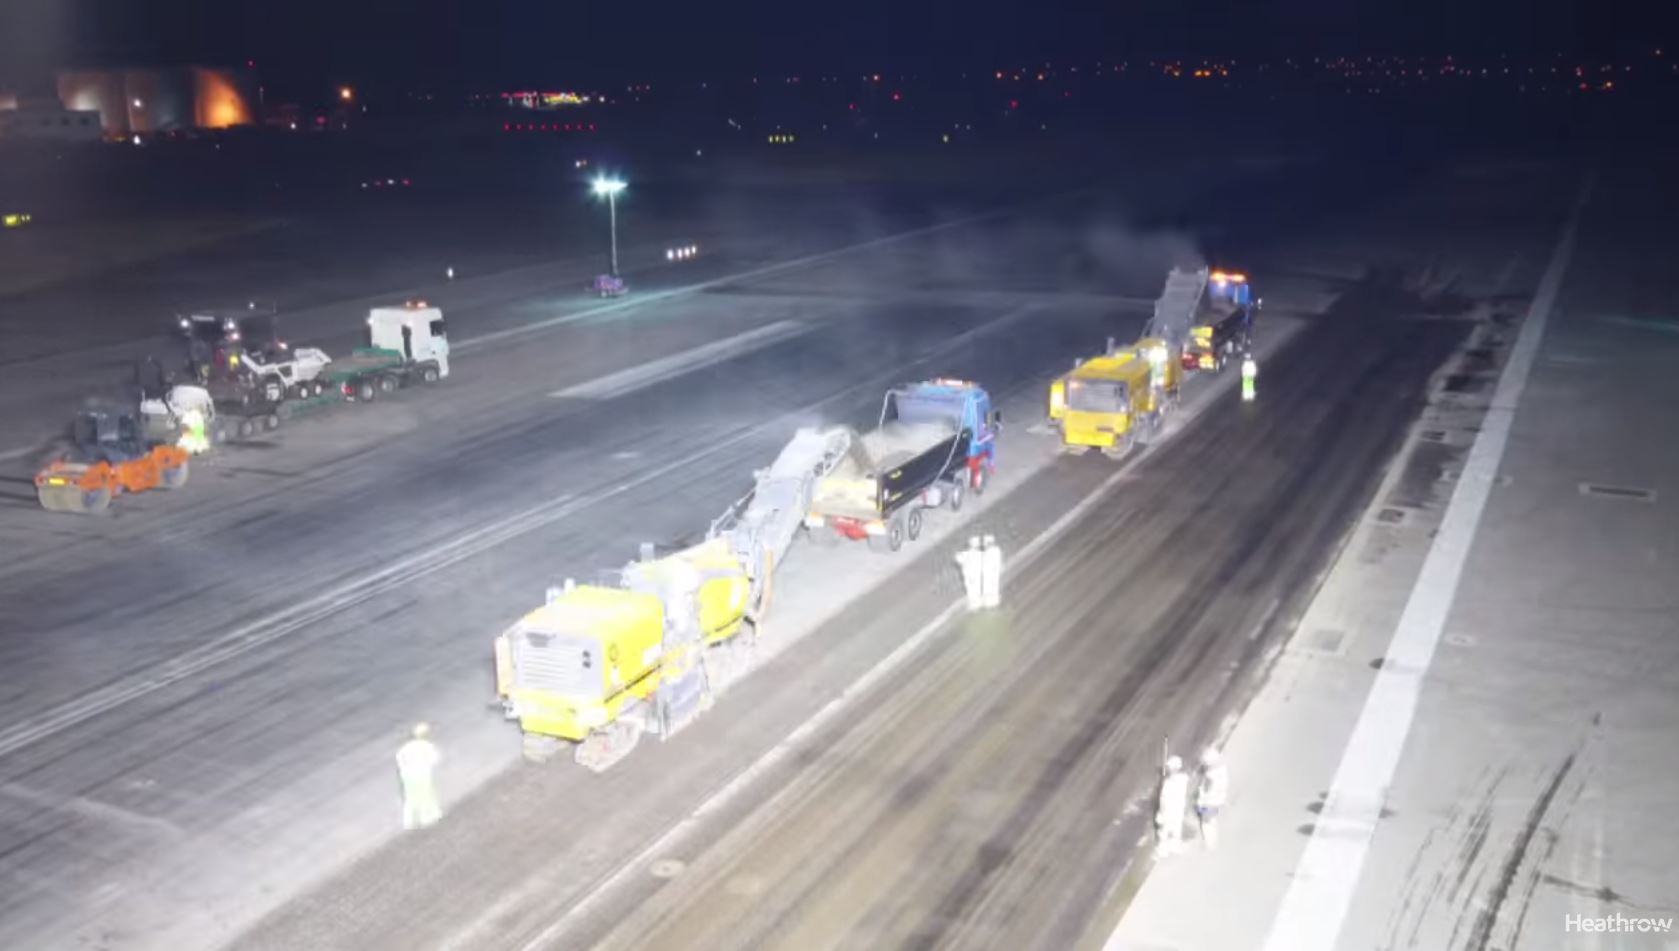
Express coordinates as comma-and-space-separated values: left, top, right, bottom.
0, 0, 1671, 97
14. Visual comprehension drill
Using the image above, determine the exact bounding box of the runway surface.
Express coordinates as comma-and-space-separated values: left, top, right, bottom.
0, 147, 1568, 950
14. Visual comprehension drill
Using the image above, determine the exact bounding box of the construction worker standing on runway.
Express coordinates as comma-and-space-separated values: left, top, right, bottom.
956, 537, 984, 611
1156, 755, 1190, 857
1196, 747, 1230, 850
1240, 351, 1258, 402
397, 722, 443, 830
178, 407, 210, 455
979, 534, 1003, 609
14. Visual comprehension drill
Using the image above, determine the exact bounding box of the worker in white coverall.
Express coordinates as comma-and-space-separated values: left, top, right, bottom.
1196, 747, 1230, 850
397, 722, 443, 830
1241, 352, 1258, 402
1156, 755, 1189, 857
956, 537, 984, 611
980, 534, 1003, 609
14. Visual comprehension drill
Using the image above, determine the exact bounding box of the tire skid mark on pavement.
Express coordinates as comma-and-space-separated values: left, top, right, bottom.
1253, 174, 1592, 951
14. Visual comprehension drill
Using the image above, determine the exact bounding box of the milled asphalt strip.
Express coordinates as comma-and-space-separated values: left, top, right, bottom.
492, 327, 1266, 951
0, 309, 1036, 763
1254, 176, 1594, 951
549, 320, 814, 400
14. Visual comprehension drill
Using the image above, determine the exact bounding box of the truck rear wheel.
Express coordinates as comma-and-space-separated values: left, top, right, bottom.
870, 517, 905, 553
907, 507, 924, 541
971, 466, 988, 496
237, 418, 257, 440
948, 479, 966, 512
356, 380, 377, 402
377, 375, 398, 394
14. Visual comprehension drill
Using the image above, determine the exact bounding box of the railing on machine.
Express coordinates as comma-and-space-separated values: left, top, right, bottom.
709, 426, 854, 615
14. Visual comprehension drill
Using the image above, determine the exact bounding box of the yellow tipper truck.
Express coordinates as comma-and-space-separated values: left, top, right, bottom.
1049, 349, 1158, 458
494, 427, 852, 771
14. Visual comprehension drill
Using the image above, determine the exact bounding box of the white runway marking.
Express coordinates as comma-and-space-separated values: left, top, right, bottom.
454, 194, 1071, 354
549, 320, 813, 400
1252, 175, 1594, 951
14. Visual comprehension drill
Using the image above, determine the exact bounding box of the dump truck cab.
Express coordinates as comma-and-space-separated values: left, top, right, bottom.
1207, 270, 1253, 309
881, 379, 999, 487
1057, 351, 1155, 458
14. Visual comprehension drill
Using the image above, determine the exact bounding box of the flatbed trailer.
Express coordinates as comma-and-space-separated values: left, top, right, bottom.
202, 304, 450, 437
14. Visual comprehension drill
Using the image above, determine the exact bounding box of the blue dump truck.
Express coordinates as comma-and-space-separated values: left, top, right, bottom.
1181, 269, 1259, 372
804, 379, 1000, 553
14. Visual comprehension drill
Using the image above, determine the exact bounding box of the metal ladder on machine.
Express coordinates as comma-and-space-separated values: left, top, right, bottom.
709, 426, 854, 628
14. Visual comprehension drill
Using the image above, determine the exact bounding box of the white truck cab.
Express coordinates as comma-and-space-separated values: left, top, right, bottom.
368, 303, 450, 378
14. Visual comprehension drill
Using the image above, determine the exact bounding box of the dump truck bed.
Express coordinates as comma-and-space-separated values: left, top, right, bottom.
812, 420, 963, 521
852, 421, 956, 472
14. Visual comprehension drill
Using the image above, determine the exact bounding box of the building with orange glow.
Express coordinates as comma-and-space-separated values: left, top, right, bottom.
54, 66, 256, 137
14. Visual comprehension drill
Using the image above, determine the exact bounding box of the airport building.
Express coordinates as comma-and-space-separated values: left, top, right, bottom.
0, 97, 102, 142
54, 66, 256, 137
